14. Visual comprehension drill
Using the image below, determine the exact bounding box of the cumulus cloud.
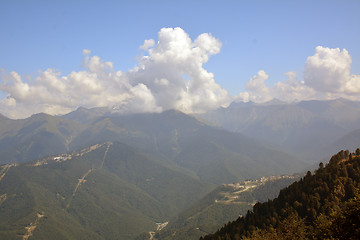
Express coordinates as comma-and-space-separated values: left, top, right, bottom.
240, 46, 360, 103
0, 27, 231, 119
239, 70, 314, 103
128, 27, 229, 113
272, 72, 316, 102
0, 50, 162, 118
244, 70, 272, 102
345, 75, 360, 94
139, 39, 155, 51
1, 31, 359, 119
304, 46, 351, 93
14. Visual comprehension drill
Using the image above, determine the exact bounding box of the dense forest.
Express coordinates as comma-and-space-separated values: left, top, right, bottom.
201, 148, 360, 240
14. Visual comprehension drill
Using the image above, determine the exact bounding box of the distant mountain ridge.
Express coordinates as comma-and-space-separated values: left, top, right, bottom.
0, 108, 304, 185
1, 100, 359, 239
2, 98, 359, 166
1, 99, 359, 182
197, 98, 360, 162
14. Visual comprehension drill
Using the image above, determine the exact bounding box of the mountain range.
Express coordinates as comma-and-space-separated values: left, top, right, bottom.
0, 142, 212, 239
0, 106, 306, 239
197, 98, 360, 162
0, 108, 304, 184
0, 98, 359, 239
3, 98, 359, 167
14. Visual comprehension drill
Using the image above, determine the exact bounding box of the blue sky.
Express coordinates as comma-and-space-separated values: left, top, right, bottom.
0, 0, 360, 118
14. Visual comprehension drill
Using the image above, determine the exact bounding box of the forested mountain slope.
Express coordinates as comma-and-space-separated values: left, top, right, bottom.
0, 109, 303, 185
0, 142, 212, 239
0, 113, 83, 164
202, 148, 360, 240
149, 174, 300, 240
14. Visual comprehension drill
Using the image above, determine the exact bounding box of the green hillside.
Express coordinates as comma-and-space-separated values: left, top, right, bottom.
0, 109, 304, 185
146, 175, 300, 240
0, 113, 83, 164
0, 142, 212, 239
69, 110, 304, 184
202, 148, 360, 240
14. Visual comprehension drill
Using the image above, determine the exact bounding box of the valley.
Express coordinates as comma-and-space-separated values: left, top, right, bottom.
0, 141, 213, 239
153, 174, 300, 240
0, 99, 359, 239
215, 175, 299, 206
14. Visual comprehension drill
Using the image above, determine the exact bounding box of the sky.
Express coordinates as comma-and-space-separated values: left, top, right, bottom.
0, 0, 359, 119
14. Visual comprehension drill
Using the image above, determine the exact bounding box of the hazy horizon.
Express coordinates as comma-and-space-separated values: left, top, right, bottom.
1, 0, 359, 119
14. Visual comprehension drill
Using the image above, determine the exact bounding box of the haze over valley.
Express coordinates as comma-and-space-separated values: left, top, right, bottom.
1, 1, 359, 239
1, 99, 360, 239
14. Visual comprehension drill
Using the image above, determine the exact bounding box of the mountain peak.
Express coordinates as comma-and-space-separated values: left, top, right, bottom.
258, 98, 286, 106
228, 101, 255, 109
0, 113, 10, 121
62, 106, 110, 124
75, 106, 90, 112
28, 112, 54, 121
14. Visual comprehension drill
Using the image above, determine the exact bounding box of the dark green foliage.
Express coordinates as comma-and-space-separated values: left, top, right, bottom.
202, 148, 360, 240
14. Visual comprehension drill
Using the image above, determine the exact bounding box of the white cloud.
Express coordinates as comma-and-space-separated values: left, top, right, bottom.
82, 49, 91, 55
304, 46, 352, 93
240, 46, 360, 103
243, 70, 272, 103
140, 39, 155, 51
240, 70, 314, 103
0, 27, 231, 118
82, 50, 114, 73
1, 34, 359, 119
127, 27, 230, 113
345, 75, 360, 94
154, 78, 169, 86
113, 83, 162, 114
272, 71, 316, 102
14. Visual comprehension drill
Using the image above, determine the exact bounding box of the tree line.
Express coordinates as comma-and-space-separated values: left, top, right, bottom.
201, 148, 360, 240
